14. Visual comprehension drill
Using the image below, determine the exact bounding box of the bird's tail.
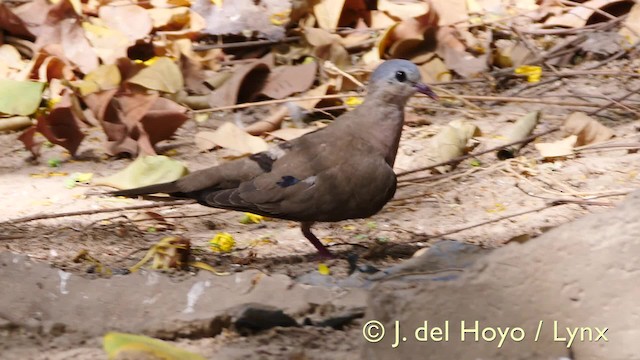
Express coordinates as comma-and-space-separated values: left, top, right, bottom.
109, 181, 181, 197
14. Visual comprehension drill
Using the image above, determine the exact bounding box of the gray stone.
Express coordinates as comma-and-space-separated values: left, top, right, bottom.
362, 191, 640, 360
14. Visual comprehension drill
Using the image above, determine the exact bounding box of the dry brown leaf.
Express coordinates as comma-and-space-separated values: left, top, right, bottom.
195, 122, 269, 155
82, 21, 130, 66
0, 2, 34, 38
207, 56, 272, 108
545, 0, 629, 28
295, 83, 331, 110
620, 3, 640, 44
18, 126, 42, 157
268, 127, 319, 141
535, 135, 577, 158
36, 90, 85, 156
436, 26, 490, 78
494, 40, 535, 68
562, 112, 614, 146
260, 61, 317, 99
26, 0, 99, 74
378, 0, 430, 20
431, 119, 480, 172
497, 111, 540, 159
0, 116, 32, 132
245, 105, 289, 135
418, 56, 451, 82
193, 0, 289, 39
304, 28, 350, 69
314, 0, 346, 30
98, 4, 152, 42
430, 0, 468, 25
148, 7, 191, 30
378, 11, 439, 60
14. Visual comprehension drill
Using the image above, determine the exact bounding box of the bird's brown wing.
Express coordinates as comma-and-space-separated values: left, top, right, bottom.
196, 137, 398, 222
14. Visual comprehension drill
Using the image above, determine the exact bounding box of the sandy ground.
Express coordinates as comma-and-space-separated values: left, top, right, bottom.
1, 61, 639, 358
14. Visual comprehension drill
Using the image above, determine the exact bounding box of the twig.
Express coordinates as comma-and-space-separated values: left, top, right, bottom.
558, 0, 640, 39
588, 86, 640, 116
395, 127, 560, 177
1, 200, 197, 225
373, 268, 465, 282
411, 197, 610, 241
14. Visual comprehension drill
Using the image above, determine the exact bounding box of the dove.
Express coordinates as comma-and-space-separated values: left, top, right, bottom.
110, 60, 438, 257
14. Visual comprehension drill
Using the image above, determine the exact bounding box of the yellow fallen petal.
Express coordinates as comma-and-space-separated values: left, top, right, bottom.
345, 97, 363, 106
209, 232, 235, 253
318, 263, 330, 275
240, 212, 264, 224
514, 65, 542, 83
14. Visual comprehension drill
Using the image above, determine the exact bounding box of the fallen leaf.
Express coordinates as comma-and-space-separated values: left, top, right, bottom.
496, 111, 540, 159
98, 4, 152, 42
268, 127, 318, 141
430, 0, 468, 25
378, 11, 439, 60
82, 21, 130, 66
18, 126, 43, 157
73, 64, 121, 96
562, 112, 614, 146
195, 122, 269, 154
0, 79, 44, 115
295, 83, 331, 110
545, 0, 629, 28
95, 155, 189, 190
207, 57, 271, 108
193, 0, 288, 39
431, 119, 480, 172
304, 28, 350, 69
0, 2, 34, 38
127, 57, 184, 93
535, 135, 577, 158
378, 0, 430, 20
620, 3, 640, 44
260, 61, 317, 99
314, 0, 346, 30
418, 56, 452, 82
36, 91, 85, 156
244, 105, 289, 135
494, 40, 535, 68
0, 116, 32, 132
436, 26, 490, 78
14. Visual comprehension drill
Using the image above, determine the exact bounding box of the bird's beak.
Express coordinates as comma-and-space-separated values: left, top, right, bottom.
414, 82, 439, 100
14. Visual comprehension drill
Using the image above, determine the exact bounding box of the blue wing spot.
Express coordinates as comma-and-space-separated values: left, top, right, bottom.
277, 176, 300, 188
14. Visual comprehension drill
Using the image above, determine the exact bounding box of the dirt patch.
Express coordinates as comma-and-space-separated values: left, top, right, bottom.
1, 61, 640, 358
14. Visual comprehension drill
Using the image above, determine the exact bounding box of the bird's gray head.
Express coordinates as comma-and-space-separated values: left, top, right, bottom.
368, 59, 438, 103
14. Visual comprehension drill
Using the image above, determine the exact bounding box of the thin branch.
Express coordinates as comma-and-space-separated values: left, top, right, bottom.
1, 200, 197, 225
411, 198, 611, 242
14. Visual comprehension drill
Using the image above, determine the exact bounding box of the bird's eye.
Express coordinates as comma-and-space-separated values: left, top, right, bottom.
395, 71, 407, 82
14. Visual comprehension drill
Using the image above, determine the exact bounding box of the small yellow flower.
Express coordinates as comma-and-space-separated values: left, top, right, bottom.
318, 263, 330, 275
345, 97, 363, 107
240, 212, 264, 224
514, 65, 542, 83
209, 233, 235, 253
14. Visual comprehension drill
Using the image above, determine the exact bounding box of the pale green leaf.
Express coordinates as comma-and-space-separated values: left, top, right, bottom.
94, 155, 188, 190
103, 332, 206, 360
0, 80, 45, 115
128, 57, 183, 93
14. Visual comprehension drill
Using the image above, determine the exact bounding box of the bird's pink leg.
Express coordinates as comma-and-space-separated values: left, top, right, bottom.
301, 222, 335, 258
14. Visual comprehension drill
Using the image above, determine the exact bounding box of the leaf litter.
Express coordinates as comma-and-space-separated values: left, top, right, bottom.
0, 0, 640, 358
